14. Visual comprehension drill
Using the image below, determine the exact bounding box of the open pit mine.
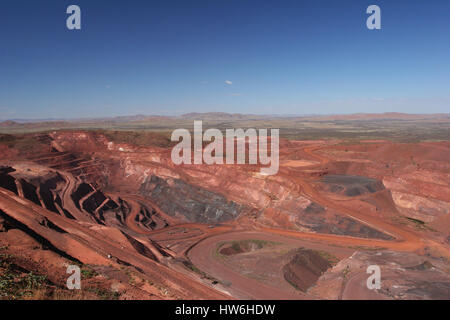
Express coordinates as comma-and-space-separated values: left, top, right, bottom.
0, 130, 449, 300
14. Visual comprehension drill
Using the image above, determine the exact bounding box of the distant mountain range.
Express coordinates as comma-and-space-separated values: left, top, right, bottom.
2, 112, 449, 125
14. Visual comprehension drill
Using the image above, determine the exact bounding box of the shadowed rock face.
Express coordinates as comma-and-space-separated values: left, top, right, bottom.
139, 175, 244, 223
37, 174, 65, 214
298, 202, 394, 240
20, 179, 40, 205
219, 240, 268, 256
71, 183, 94, 210
1, 131, 450, 300
82, 191, 107, 214
311, 251, 450, 300
320, 174, 385, 197
282, 248, 332, 292
0, 167, 18, 195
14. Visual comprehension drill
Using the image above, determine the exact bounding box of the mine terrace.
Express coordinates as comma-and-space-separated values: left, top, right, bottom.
0, 113, 449, 300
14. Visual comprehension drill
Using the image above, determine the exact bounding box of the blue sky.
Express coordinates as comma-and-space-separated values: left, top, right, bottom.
0, 0, 449, 119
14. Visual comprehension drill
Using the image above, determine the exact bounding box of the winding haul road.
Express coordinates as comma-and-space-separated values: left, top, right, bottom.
123, 143, 450, 299
9, 143, 446, 300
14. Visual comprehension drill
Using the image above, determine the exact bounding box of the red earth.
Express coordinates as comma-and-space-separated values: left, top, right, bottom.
0, 131, 449, 299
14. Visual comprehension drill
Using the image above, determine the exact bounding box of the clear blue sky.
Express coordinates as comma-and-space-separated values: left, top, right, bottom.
0, 0, 449, 119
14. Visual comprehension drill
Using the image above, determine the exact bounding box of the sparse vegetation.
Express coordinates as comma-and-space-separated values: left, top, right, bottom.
182, 260, 218, 283
0, 262, 47, 299
405, 217, 436, 232
1, 113, 449, 300
215, 239, 279, 258
80, 266, 97, 279
87, 287, 121, 300
101, 130, 174, 148
342, 265, 350, 279
0, 249, 121, 300
316, 250, 340, 265
349, 246, 387, 251
1, 116, 449, 143
407, 217, 425, 225
0, 134, 47, 155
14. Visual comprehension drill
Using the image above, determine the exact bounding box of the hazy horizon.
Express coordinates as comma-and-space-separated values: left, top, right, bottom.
2, 111, 450, 123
